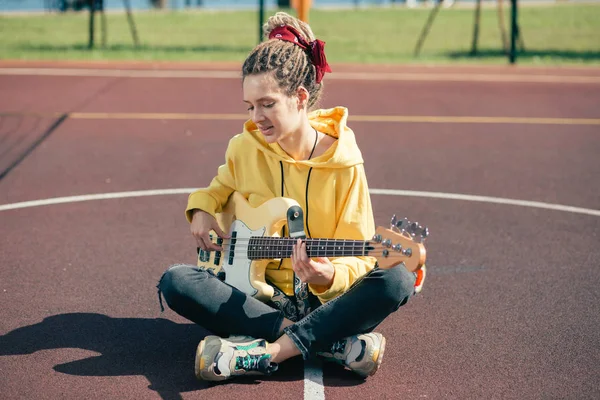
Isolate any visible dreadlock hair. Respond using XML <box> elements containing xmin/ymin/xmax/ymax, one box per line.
<box><xmin>242</xmin><ymin>12</ymin><xmax>324</xmax><ymax>110</ymax></box>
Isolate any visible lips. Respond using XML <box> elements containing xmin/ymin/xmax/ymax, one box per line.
<box><xmin>258</xmin><ymin>126</ymin><xmax>274</xmax><ymax>135</ymax></box>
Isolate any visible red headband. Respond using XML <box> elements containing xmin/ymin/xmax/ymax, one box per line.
<box><xmin>268</xmin><ymin>25</ymin><xmax>332</xmax><ymax>84</ymax></box>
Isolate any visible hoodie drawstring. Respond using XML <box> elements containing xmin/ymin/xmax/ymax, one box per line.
<box><xmin>277</xmin><ymin>161</ymin><xmax>286</xmax><ymax>270</ymax></box>
<box><xmin>280</xmin><ymin>161</ymin><xmax>285</xmax><ymax>201</ymax></box>
<box><xmin>304</xmin><ymin>167</ymin><xmax>313</xmax><ymax>238</ymax></box>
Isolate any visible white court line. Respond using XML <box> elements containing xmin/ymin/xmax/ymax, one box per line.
<box><xmin>3</xmin><ymin>111</ymin><xmax>600</xmax><ymax>125</ymax></box>
<box><xmin>0</xmin><ymin>68</ymin><xmax>241</xmax><ymax>79</ymax></box>
<box><xmin>1</xmin><ymin>67</ymin><xmax>600</xmax><ymax>84</ymax></box>
<box><xmin>0</xmin><ymin>189</ymin><xmax>195</xmax><ymax>211</ymax></box>
<box><xmin>304</xmin><ymin>360</ymin><xmax>325</xmax><ymax>400</ymax></box>
<box><xmin>368</xmin><ymin>189</ymin><xmax>600</xmax><ymax>217</ymax></box>
<box><xmin>0</xmin><ymin>188</ymin><xmax>598</xmax><ymax>216</ymax></box>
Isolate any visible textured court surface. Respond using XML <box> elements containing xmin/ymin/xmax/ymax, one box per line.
<box><xmin>1</xmin><ymin>61</ymin><xmax>599</xmax><ymax>400</ymax></box>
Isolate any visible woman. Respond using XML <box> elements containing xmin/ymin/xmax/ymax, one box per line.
<box><xmin>157</xmin><ymin>12</ymin><xmax>424</xmax><ymax>382</ymax></box>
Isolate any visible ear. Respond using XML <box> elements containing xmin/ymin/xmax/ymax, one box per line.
<box><xmin>296</xmin><ymin>86</ymin><xmax>310</xmax><ymax>110</ymax></box>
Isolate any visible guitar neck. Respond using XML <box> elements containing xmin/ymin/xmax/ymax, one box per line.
<box><xmin>246</xmin><ymin>237</ymin><xmax>374</xmax><ymax>260</ymax></box>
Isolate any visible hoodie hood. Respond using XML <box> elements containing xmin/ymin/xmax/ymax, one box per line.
<box><xmin>242</xmin><ymin>106</ymin><xmax>363</xmax><ymax>169</ymax></box>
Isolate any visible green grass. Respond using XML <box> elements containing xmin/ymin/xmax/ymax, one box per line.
<box><xmin>1</xmin><ymin>4</ymin><xmax>599</xmax><ymax>65</ymax></box>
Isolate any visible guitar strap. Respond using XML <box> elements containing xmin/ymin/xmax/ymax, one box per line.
<box><xmin>287</xmin><ymin>205</ymin><xmax>313</xmax><ymax>320</ymax></box>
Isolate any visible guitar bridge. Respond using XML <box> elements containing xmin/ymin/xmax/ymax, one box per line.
<box><xmin>198</xmin><ymin>235</ymin><xmax>225</xmax><ymax>265</ymax></box>
<box><xmin>198</xmin><ymin>247</ymin><xmax>210</xmax><ymax>262</ymax></box>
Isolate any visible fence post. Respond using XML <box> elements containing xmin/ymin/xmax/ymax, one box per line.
<box><xmin>509</xmin><ymin>0</ymin><xmax>518</xmax><ymax>63</ymax></box>
<box><xmin>259</xmin><ymin>0</ymin><xmax>265</xmax><ymax>43</ymax></box>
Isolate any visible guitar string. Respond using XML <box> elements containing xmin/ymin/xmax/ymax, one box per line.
<box><xmin>199</xmin><ymin>245</ymin><xmax>417</xmax><ymax>257</ymax></box>
<box><xmin>199</xmin><ymin>241</ymin><xmax>416</xmax><ymax>249</ymax></box>
<box><xmin>200</xmin><ymin>253</ymin><xmax>415</xmax><ymax>259</ymax></box>
<box><xmin>204</xmin><ymin>240</ymin><xmax>376</xmax><ymax>246</ymax></box>
<box><xmin>204</xmin><ymin>249</ymin><xmax>415</xmax><ymax>260</ymax></box>
<box><xmin>199</xmin><ymin>236</ymin><xmax>421</xmax><ymax>257</ymax></box>
<box><xmin>201</xmin><ymin>237</ymin><xmax>419</xmax><ymax>245</ymax></box>
<box><xmin>201</xmin><ymin>242</ymin><xmax>420</xmax><ymax>252</ymax></box>
<box><xmin>199</xmin><ymin>239</ymin><xmax>420</xmax><ymax>250</ymax></box>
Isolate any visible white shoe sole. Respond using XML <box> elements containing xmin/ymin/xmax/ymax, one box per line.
<box><xmin>195</xmin><ymin>338</ymin><xmax>207</xmax><ymax>380</ymax></box>
<box><xmin>369</xmin><ymin>335</ymin><xmax>386</xmax><ymax>376</ymax></box>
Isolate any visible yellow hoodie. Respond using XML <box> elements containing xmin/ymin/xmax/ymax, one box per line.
<box><xmin>185</xmin><ymin>107</ymin><xmax>377</xmax><ymax>303</ymax></box>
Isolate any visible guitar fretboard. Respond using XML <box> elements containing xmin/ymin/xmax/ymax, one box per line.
<box><xmin>246</xmin><ymin>237</ymin><xmax>374</xmax><ymax>259</ymax></box>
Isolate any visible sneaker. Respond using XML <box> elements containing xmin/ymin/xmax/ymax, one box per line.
<box><xmin>195</xmin><ymin>335</ymin><xmax>278</xmax><ymax>381</ymax></box>
<box><xmin>414</xmin><ymin>265</ymin><xmax>426</xmax><ymax>295</ymax></box>
<box><xmin>318</xmin><ymin>332</ymin><xmax>386</xmax><ymax>378</ymax></box>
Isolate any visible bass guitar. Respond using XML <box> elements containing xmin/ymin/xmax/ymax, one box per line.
<box><xmin>197</xmin><ymin>192</ymin><xmax>428</xmax><ymax>302</ymax></box>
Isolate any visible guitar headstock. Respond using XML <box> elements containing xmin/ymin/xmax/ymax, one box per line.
<box><xmin>372</xmin><ymin>215</ymin><xmax>428</xmax><ymax>272</ymax></box>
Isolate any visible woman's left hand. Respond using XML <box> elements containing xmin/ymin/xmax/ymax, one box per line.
<box><xmin>291</xmin><ymin>239</ymin><xmax>335</xmax><ymax>288</ymax></box>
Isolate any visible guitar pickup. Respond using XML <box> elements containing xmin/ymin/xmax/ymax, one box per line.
<box><xmin>228</xmin><ymin>231</ymin><xmax>237</xmax><ymax>265</ymax></box>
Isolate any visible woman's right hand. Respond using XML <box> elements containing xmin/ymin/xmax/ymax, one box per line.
<box><xmin>190</xmin><ymin>209</ymin><xmax>230</xmax><ymax>251</ymax></box>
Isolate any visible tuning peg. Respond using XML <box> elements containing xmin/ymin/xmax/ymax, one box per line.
<box><xmin>420</xmin><ymin>226</ymin><xmax>429</xmax><ymax>243</ymax></box>
<box><xmin>395</xmin><ymin>217</ymin><xmax>409</xmax><ymax>233</ymax></box>
<box><xmin>408</xmin><ymin>221</ymin><xmax>420</xmax><ymax>238</ymax></box>
<box><xmin>390</xmin><ymin>215</ymin><xmax>397</xmax><ymax>230</ymax></box>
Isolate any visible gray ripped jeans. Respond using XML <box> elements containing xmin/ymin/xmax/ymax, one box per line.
<box><xmin>157</xmin><ymin>264</ymin><xmax>415</xmax><ymax>360</ymax></box>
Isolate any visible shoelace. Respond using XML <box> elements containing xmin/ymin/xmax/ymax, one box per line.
<box><xmin>329</xmin><ymin>340</ymin><xmax>346</xmax><ymax>355</ymax></box>
<box><xmin>236</xmin><ymin>354</ymin><xmax>268</xmax><ymax>372</ymax></box>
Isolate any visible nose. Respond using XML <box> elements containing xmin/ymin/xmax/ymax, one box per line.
<box><xmin>251</xmin><ymin>108</ymin><xmax>265</xmax><ymax>124</ymax></box>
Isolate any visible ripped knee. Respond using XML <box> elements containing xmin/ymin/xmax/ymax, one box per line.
<box><xmin>156</xmin><ymin>264</ymin><xmax>200</xmax><ymax>312</ymax></box>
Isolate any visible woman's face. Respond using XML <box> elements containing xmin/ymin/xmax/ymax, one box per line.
<box><xmin>243</xmin><ymin>72</ymin><xmax>304</xmax><ymax>144</ymax></box>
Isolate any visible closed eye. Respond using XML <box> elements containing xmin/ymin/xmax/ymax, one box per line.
<box><xmin>247</xmin><ymin>102</ymin><xmax>275</xmax><ymax>112</ymax></box>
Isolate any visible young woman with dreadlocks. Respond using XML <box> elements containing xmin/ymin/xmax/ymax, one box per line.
<box><xmin>157</xmin><ymin>12</ymin><xmax>425</xmax><ymax>381</ymax></box>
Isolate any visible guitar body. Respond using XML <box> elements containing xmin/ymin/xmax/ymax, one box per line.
<box><xmin>198</xmin><ymin>192</ymin><xmax>300</xmax><ymax>302</ymax></box>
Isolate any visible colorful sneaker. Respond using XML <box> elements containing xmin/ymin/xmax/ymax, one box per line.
<box><xmin>414</xmin><ymin>265</ymin><xmax>426</xmax><ymax>294</ymax></box>
<box><xmin>318</xmin><ymin>332</ymin><xmax>386</xmax><ymax>378</ymax></box>
<box><xmin>195</xmin><ymin>335</ymin><xmax>278</xmax><ymax>381</ymax></box>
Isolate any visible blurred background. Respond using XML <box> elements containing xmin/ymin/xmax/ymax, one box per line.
<box><xmin>1</xmin><ymin>0</ymin><xmax>599</xmax><ymax>65</ymax></box>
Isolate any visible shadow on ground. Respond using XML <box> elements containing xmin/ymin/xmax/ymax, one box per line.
<box><xmin>0</xmin><ymin>114</ymin><xmax>67</xmax><ymax>181</ymax></box>
<box><xmin>0</xmin><ymin>313</ymin><xmax>304</xmax><ymax>400</ymax></box>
